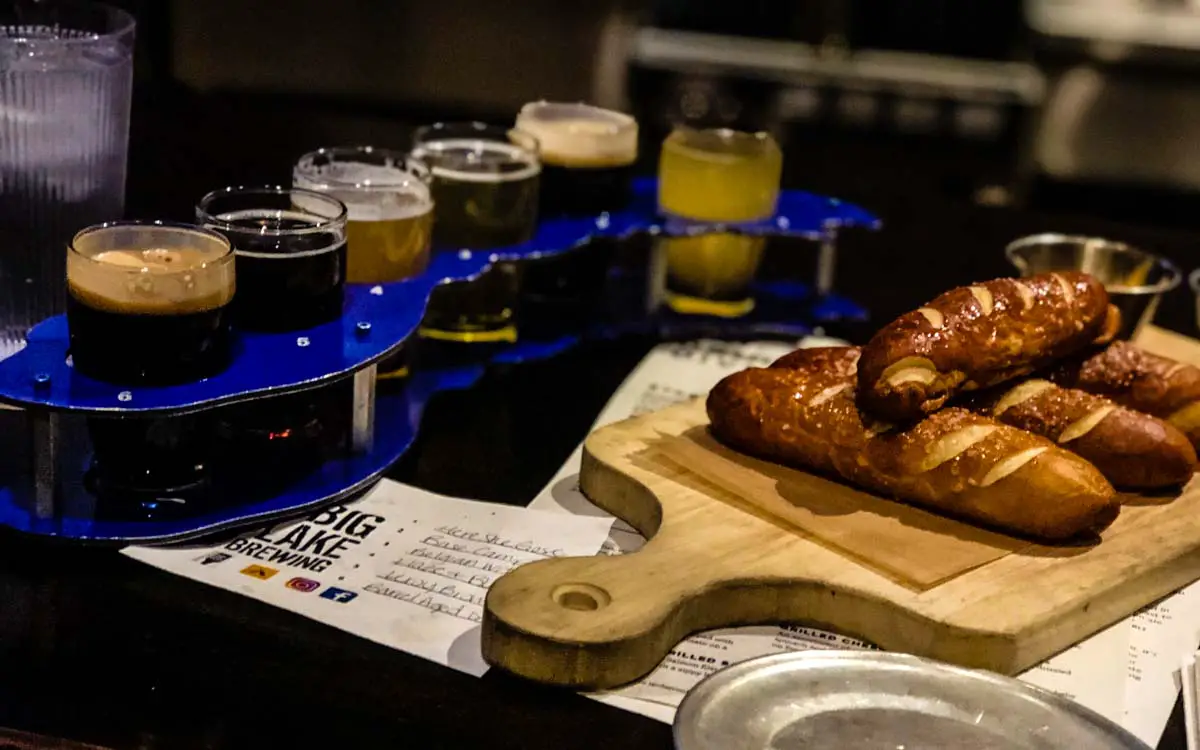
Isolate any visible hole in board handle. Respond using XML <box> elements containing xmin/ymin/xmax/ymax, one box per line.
<box><xmin>552</xmin><ymin>583</ymin><xmax>611</xmax><ymax>612</ymax></box>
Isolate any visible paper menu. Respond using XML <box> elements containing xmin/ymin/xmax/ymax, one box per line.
<box><xmin>1018</xmin><ymin>622</ymin><xmax>1130</xmax><ymax>721</ymax></box>
<box><xmin>124</xmin><ymin>481</ymin><xmax>615</xmax><ymax>676</ymax></box>
<box><xmin>1122</xmin><ymin>582</ymin><xmax>1200</xmax><ymax>745</ymax></box>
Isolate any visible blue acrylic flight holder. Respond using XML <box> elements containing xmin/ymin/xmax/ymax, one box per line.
<box><xmin>0</xmin><ymin>178</ymin><xmax>878</xmax><ymax>543</ymax></box>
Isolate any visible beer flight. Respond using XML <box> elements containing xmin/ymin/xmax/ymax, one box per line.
<box><xmin>59</xmin><ymin>100</ymin><xmax>788</xmax><ymax>505</ymax></box>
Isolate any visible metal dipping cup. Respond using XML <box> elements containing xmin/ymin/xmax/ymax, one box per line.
<box><xmin>1005</xmin><ymin>233</ymin><xmax>1181</xmax><ymax>341</ymax></box>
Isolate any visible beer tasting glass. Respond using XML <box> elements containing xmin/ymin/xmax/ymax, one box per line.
<box><xmin>293</xmin><ymin>147</ymin><xmax>434</xmax><ymax>285</ymax></box>
<box><xmin>513</xmin><ymin>102</ymin><xmax>638</xmax><ymax>336</ymax></box>
<box><xmin>657</xmin><ymin>127</ymin><xmax>783</xmax><ymax>317</ymax></box>
<box><xmin>67</xmin><ymin>221</ymin><xmax>236</xmax><ymax>385</ymax></box>
<box><xmin>514</xmin><ymin>101</ymin><xmax>638</xmax><ymax>218</ymax></box>
<box><xmin>66</xmin><ymin>221</ymin><xmax>236</xmax><ymax>504</ymax></box>
<box><xmin>411</xmin><ymin>123</ymin><xmax>541</xmax><ymax>341</ymax></box>
<box><xmin>294</xmin><ymin>147</ymin><xmax>433</xmax><ymax>379</ymax></box>
<box><xmin>196</xmin><ymin>187</ymin><xmax>350</xmax><ymax>475</ymax></box>
<box><xmin>196</xmin><ymin>186</ymin><xmax>348</xmax><ymax>332</ymax></box>
<box><xmin>411</xmin><ymin>122</ymin><xmax>540</xmax><ymax>249</ymax></box>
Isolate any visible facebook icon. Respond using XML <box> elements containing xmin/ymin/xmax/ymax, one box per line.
<box><xmin>320</xmin><ymin>587</ymin><xmax>358</xmax><ymax>604</ymax></box>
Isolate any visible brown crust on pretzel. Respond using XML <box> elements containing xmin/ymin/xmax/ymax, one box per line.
<box><xmin>856</xmin><ymin>273</ymin><xmax>1110</xmax><ymax>422</ymax></box>
<box><xmin>1049</xmin><ymin>341</ymin><xmax>1200</xmax><ymax>449</ymax></box>
<box><xmin>710</xmin><ymin>347</ymin><xmax>1119</xmax><ymax>541</ymax></box>
<box><xmin>965</xmin><ymin>379</ymin><xmax>1196</xmax><ymax>488</ymax></box>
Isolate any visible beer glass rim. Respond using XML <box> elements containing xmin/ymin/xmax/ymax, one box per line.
<box><xmin>294</xmin><ymin>146</ymin><xmax>431</xmax><ymax>192</ymax></box>
<box><xmin>668</xmin><ymin>125</ymin><xmax>778</xmax><ymax>150</ymax></box>
<box><xmin>196</xmin><ymin>185</ymin><xmax>349</xmax><ymax>236</ymax></box>
<box><xmin>0</xmin><ymin>0</ymin><xmax>136</xmax><ymax>45</ymax></box>
<box><xmin>517</xmin><ymin>100</ymin><xmax>637</xmax><ymax>134</ymax></box>
<box><xmin>412</xmin><ymin>121</ymin><xmax>540</xmax><ymax>157</ymax></box>
<box><xmin>68</xmin><ymin>220</ymin><xmax>234</xmax><ymax>269</ymax></box>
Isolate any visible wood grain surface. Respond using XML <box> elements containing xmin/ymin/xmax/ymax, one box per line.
<box><xmin>480</xmin><ymin>325</ymin><xmax>1200</xmax><ymax>690</ymax></box>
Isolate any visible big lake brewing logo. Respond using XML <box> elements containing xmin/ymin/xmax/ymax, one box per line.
<box><xmin>222</xmin><ymin>505</ymin><xmax>385</xmax><ymax>574</ymax></box>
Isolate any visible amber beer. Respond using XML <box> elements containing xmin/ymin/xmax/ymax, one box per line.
<box><xmin>293</xmin><ymin>147</ymin><xmax>433</xmax><ymax>284</ymax></box>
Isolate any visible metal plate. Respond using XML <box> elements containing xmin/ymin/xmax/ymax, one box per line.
<box><xmin>674</xmin><ymin>651</ymin><xmax>1149</xmax><ymax>750</ymax></box>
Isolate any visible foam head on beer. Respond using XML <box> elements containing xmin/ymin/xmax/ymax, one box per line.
<box><xmin>67</xmin><ymin>223</ymin><xmax>235</xmax><ymax>316</ymax></box>
<box><xmin>514</xmin><ymin>101</ymin><xmax>638</xmax><ymax>218</ymax></box>
<box><xmin>294</xmin><ymin>149</ymin><xmax>435</xmax><ymax>284</ymax></box>
<box><xmin>514</xmin><ymin>101</ymin><xmax>638</xmax><ymax>169</ymax></box>
<box><xmin>411</xmin><ymin>136</ymin><xmax>541</xmax><ymax>183</ymax></box>
<box><xmin>66</xmin><ymin>222</ymin><xmax>236</xmax><ymax>384</ymax></box>
<box><xmin>294</xmin><ymin>150</ymin><xmax>433</xmax><ymax>223</ymax></box>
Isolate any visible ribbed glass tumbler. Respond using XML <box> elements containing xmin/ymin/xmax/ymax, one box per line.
<box><xmin>0</xmin><ymin>1</ymin><xmax>134</xmax><ymax>358</ymax></box>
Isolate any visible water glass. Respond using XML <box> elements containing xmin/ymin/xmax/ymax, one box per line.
<box><xmin>0</xmin><ymin>0</ymin><xmax>134</xmax><ymax>359</ymax></box>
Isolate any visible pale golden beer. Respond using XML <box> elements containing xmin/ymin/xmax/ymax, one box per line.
<box><xmin>411</xmin><ymin>122</ymin><xmax>541</xmax><ymax>342</ymax></box>
<box><xmin>657</xmin><ymin>127</ymin><xmax>783</xmax><ymax>317</ymax></box>
<box><xmin>294</xmin><ymin>147</ymin><xmax>433</xmax><ymax>285</ymax></box>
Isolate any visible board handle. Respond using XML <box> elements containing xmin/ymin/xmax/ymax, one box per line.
<box><xmin>481</xmin><ymin>544</ymin><xmax>719</xmax><ymax>689</ymax></box>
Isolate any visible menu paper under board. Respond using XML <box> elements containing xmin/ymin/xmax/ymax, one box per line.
<box><xmin>531</xmin><ymin>336</ymin><xmax>1200</xmax><ymax>747</ymax></box>
<box><xmin>125</xmin><ymin>481</ymin><xmax>615</xmax><ymax>675</ymax></box>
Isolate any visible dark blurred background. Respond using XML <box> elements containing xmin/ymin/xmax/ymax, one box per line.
<box><xmin>106</xmin><ymin>0</ymin><xmax>1200</xmax><ymax>230</ymax></box>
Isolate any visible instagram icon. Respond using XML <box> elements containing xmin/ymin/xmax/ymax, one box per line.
<box><xmin>285</xmin><ymin>577</ymin><xmax>320</xmax><ymax>593</ymax></box>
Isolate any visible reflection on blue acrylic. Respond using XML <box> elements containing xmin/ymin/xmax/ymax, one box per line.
<box><xmin>0</xmin><ymin>180</ymin><xmax>879</xmax><ymax>542</ymax></box>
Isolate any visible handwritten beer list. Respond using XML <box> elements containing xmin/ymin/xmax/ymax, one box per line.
<box><xmin>124</xmin><ymin>480</ymin><xmax>615</xmax><ymax>675</ymax></box>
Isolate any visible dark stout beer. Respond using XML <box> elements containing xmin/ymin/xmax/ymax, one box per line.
<box><xmin>66</xmin><ymin>222</ymin><xmax>235</xmax><ymax>385</ymax></box>
<box><xmin>515</xmin><ymin>101</ymin><xmax>638</xmax><ymax>219</ymax></box>
<box><xmin>66</xmin><ymin>222</ymin><xmax>235</xmax><ymax>504</ymax></box>
<box><xmin>197</xmin><ymin>187</ymin><xmax>348</xmax><ymax>332</ymax></box>
<box><xmin>196</xmin><ymin>187</ymin><xmax>351</xmax><ymax>470</ymax></box>
<box><xmin>512</xmin><ymin>102</ymin><xmax>639</xmax><ymax>337</ymax></box>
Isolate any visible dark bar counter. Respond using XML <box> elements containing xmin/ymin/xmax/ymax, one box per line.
<box><xmin>0</xmin><ymin>88</ymin><xmax>1197</xmax><ymax>749</ymax></box>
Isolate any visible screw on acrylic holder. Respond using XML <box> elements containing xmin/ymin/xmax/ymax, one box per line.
<box><xmin>0</xmin><ymin>179</ymin><xmax>879</xmax><ymax>543</ymax></box>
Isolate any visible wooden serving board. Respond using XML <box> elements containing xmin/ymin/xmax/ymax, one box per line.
<box><xmin>480</xmin><ymin>327</ymin><xmax>1200</xmax><ymax>690</ymax></box>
